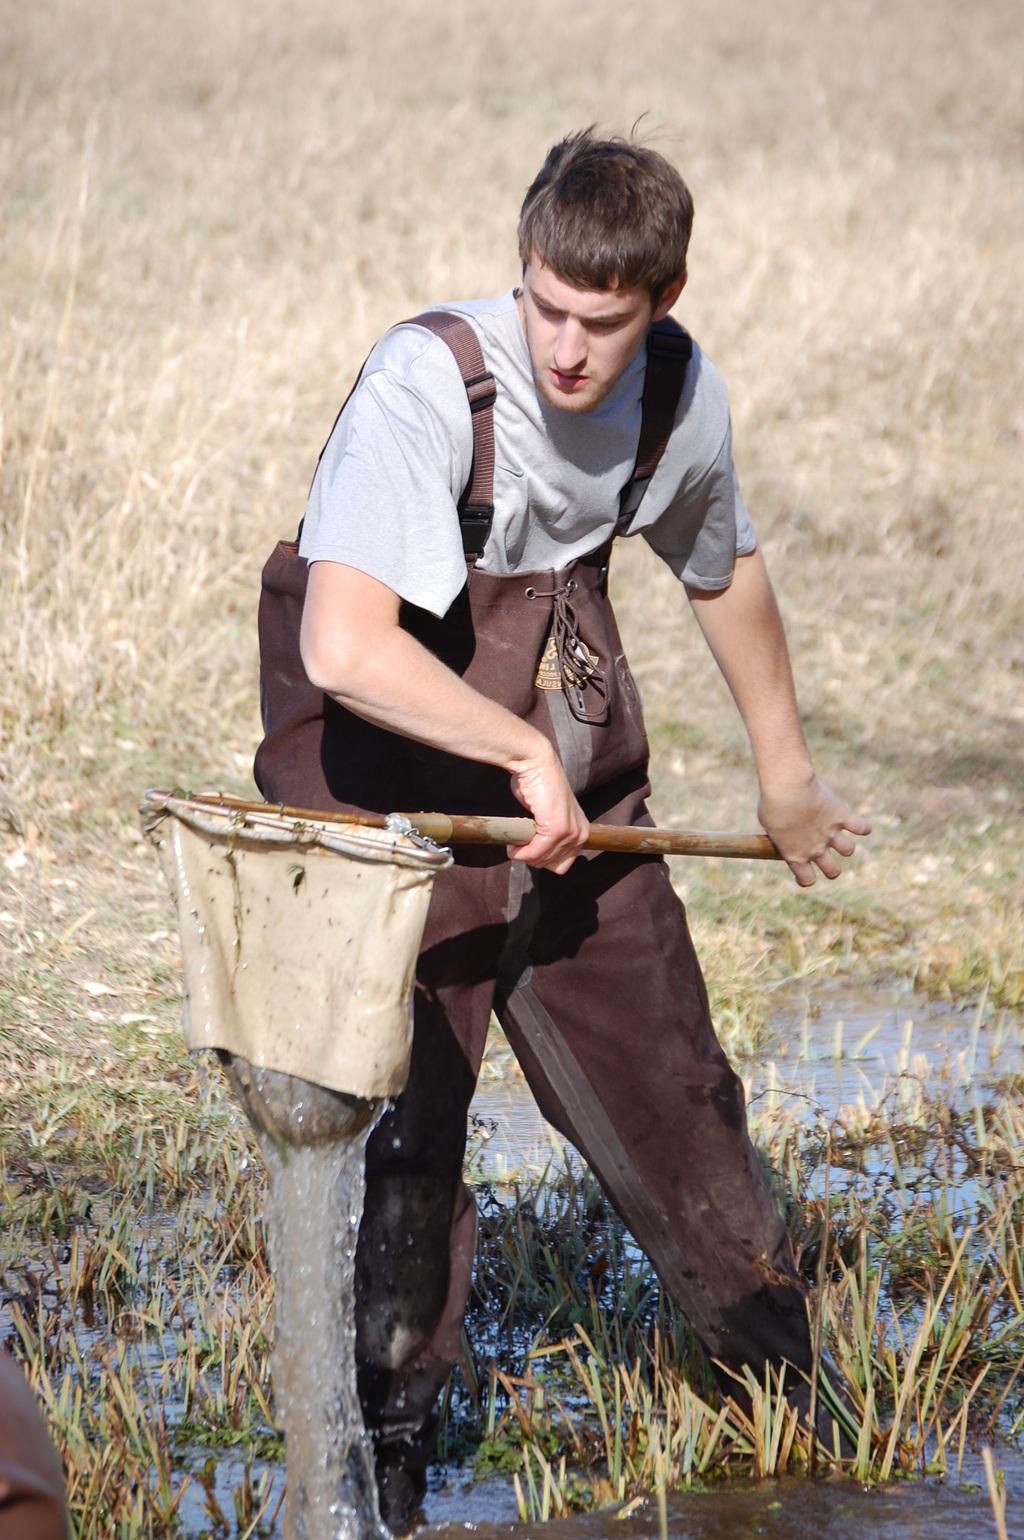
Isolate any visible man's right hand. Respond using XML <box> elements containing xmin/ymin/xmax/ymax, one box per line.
<box><xmin>507</xmin><ymin>746</ymin><xmax>590</xmax><ymax>874</ymax></box>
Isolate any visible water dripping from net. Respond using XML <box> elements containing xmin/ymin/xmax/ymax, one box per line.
<box><xmin>260</xmin><ymin>1123</ymin><xmax>389</xmax><ymax>1540</ymax></box>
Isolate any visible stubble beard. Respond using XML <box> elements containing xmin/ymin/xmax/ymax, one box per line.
<box><xmin>533</xmin><ymin>366</ymin><xmax>616</xmax><ymax>415</ymax></box>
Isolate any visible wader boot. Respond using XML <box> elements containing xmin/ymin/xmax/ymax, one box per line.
<box><xmin>256</xmin><ymin>313</ymin><xmax>817</xmax><ymax>1526</ymax></box>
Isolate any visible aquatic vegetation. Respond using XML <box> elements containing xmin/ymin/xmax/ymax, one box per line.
<box><xmin>442</xmin><ymin>1087</ymin><xmax>1024</xmax><ymax>1517</ymax></box>
<box><xmin>1</xmin><ymin>1055</ymin><xmax>1021</xmax><ymax>1535</ymax></box>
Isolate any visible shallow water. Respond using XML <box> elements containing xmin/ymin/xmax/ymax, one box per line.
<box><xmin>746</xmin><ymin>979</ymin><xmax>1021</xmax><ymax>1126</ymax></box>
<box><xmin>448</xmin><ymin>984</ymin><xmax>1024</xmax><ymax>1538</ymax></box>
<box><xmin>424</xmin><ymin>1447</ymin><xmax>1024</xmax><ymax>1538</ymax></box>
<box><xmin>174</xmin><ymin>1449</ymin><xmax>1024</xmax><ymax>1540</ymax></box>
<box><xmin>470</xmin><ymin>981</ymin><xmax>1023</xmax><ymax>1178</ymax></box>
<box><xmin>13</xmin><ymin>980</ymin><xmax>1019</xmax><ymax>1538</ymax></box>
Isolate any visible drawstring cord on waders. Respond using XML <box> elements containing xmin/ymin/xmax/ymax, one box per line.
<box><xmin>525</xmin><ymin>579</ymin><xmax>609</xmax><ymax>724</ymax></box>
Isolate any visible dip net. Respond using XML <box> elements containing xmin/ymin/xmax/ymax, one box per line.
<box><xmin>140</xmin><ymin>791</ymin><xmax>452</xmax><ymax>1099</ymax></box>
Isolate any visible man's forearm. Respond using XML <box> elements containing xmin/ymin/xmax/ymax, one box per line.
<box><xmin>686</xmin><ymin>549</ymin><xmax>812</xmax><ymax>791</ymax></box>
<box><xmin>687</xmin><ymin>549</ymin><xmax>871</xmax><ymax>885</ymax></box>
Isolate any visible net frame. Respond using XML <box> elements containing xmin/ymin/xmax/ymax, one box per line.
<box><xmin>141</xmin><ymin>791</ymin><xmax>452</xmax><ymax>1098</ymax></box>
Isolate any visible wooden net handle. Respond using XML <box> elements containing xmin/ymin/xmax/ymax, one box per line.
<box><xmin>177</xmin><ymin>792</ymin><xmax>781</xmax><ymax>862</ymax></box>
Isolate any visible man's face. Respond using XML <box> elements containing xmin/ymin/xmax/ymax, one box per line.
<box><xmin>519</xmin><ymin>257</ymin><xmax>679</xmax><ymax>414</ymax></box>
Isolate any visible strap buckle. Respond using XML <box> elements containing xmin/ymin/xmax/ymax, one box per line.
<box><xmin>465</xmin><ymin>372</ymin><xmax>497</xmax><ymax>411</ymax></box>
<box><xmin>459</xmin><ymin>505</ymin><xmax>494</xmax><ymax>556</ymax></box>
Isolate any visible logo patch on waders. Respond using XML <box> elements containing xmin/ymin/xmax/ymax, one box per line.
<box><xmin>534</xmin><ymin>632</ymin><xmax>561</xmax><ymax>690</ymax></box>
<box><xmin>534</xmin><ymin>629</ymin><xmax>600</xmax><ymax>692</ymax></box>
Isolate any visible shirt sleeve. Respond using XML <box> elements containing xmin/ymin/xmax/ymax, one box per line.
<box><xmin>642</xmin><ymin>414</ymin><xmax>757</xmax><ymax>591</ymax></box>
<box><xmin>299</xmin><ymin>328</ymin><xmax>474</xmax><ymax>618</ymax></box>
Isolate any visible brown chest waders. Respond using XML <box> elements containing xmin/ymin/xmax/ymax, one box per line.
<box><xmin>255</xmin><ymin>314</ymin><xmax>814</xmax><ymax>1489</ymax></box>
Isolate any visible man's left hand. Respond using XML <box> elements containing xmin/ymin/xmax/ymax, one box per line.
<box><xmin>757</xmin><ymin>773</ymin><xmax>871</xmax><ymax>887</ymax></box>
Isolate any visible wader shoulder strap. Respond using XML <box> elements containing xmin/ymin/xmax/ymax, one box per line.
<box><xmin>617</xmin><ymin>316</ymin><xmax>693</xmax><ymax>532</ymax></box>
<box><xmin>300</xmin><ymin>312</ymin><xmax>497</xmax><ymax>560</ymax></box>
<box><xmin>409</xmin><ymin>311</ymin><xmax>497</xmax><ymax>561</ymax></box>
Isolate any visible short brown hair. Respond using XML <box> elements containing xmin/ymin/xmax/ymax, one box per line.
<box><xmin>518</xmin><ymin>129</ymin><xmax>694</xmax><ymax>300</ymax></box>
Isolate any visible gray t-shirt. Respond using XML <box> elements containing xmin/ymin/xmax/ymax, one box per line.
<box><xmin>300</xmin><ymin>290</ymin><xmax>755</xmax><ymax>618</ymax></box>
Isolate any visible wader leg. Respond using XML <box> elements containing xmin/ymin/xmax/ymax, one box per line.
<box><xmin>495</xmin><ymin>850</ymin><xmax>813</xmax><ymax>1399</ymax></box>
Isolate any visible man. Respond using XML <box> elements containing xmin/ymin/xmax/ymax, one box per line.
<box><xmin>256</xmin><ymin>130</ymin><xmax>869</xmax><ymax>1528</ymax></box>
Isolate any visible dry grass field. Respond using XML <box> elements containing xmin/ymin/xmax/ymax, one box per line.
<box><xmin>0</xmin><ymin>0</ymin><xmax>1021</xmax><ymax>1087</ymax></box>
<box><xmin>1</xmin><ymin>1</ymin><xmax>1023</xmax><ymax>1528</ymax></box>
<box><xmin>2</xmin><ymin>0</ymin><xmax>1022</xmax><ymax>1105</ymax></box>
